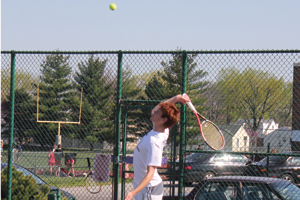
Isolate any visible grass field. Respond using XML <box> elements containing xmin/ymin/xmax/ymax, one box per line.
<box><xmin>2</xmin><ymin>150</ymin><xmax>134</xmax><ymax>188</ymax></box>
<box><xmin>40</xmin><ymin>175</ymin><xmax>133</xmax><ymax>188</ymax></box>
<box><xmin>7</xmin><ymin>151</ymin><xmax>101</xmax><ymax>169</ymax></box>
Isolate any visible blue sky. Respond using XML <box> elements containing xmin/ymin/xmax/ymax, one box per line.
<box><xmin>2</xmin><ymin>0</ymin><xmax>300</xmax><ymax>51</ymax></box>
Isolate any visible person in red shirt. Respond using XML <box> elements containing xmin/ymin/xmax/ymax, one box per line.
<box><xmin>48</xmin><ymin>149</ymin><xmax>55</xmax><ymax>176</ymax></box>
<box><xmin>65</xmin><ymin>153</ymin><xmax>77</xmax><ymax>177</ymax></box>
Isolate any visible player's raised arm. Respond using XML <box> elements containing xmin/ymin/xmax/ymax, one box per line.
<box><xmin>164</xmin><ymin>94</ymin><xmax>191</xmax><ymax>105</ymax></box>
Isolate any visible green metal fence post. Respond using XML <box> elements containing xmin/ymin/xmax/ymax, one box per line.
<box><xmin>114</xmin><ymin>50</ymin><xmax>123</xmax><ymax>200</ymax></box>
<box><xmin>171</xmin><ymin>124</ymin><xmax>178</xmax><ymax>200</ymax></box>
<box><xmin>121</xmin><ymin>105</ymin><xmax>128</xmax><ymax>200</ymax></box>
<box><xmin>178</xmin><ymin>50</ymin><xmax>187</xmax><ymax>199</ymax></box>
<box><xmin>7</xmin><ymin>50</ymin><xmax>16</xmax><ymax>200</ymax></box>
<box><xmin>267</xmin><ymin>143</ymin><xmax>270</xmax><ymax>177</ymax></box>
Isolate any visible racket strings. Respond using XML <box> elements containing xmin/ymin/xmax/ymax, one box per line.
<box><xmin>190</xmin><ymin>103</ymin><xmax>225</xmax><ymax>150</ymax></box>
<box><xmin>202</xmin><ymin>121</ymin><xmax>224</xmax><ymax>150</ymax></box>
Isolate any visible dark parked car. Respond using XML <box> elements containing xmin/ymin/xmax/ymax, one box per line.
<box><xmin>166</xmin><ymin>152</ymin><xmax>251</xmax><ymax>185</ymax></box>
<box><xmin>1</xmin><ymin>163</ymin><xmax>76</xmax><ymax>200</ymax></box>
<box><xmin>163</xmin><ymin>176</ymin><xmax>300</xmax><ymax>200</ymax></box>
<box><xmin>244</xmin><ymin>151</ymin><xmax>300</xmax><ymax>185</ymax></box>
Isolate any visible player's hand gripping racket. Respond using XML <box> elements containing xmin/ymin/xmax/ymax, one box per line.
<box><xmin>185</xmin><ymin>96</ymin><xmax>225</xmax><ymax>150</ymax></box>
<box><xmin>85</xmin><ymin>156</ymin><xmax>101</xmax><ymax>194</ymax></box>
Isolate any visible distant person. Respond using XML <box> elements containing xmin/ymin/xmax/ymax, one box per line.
<box><xmin>271</xmin><ymin>149</ymin><xmax>277</xmax><ymax>153</ymax></box>
<box><xmin>12</xmin><ymin>145</ymin><xmax>18</xmax><ymax>163</ymax></box>
<box><xmin>1</xmin><ymin>140</ymin><xmax>5</xmax><ymax>160</ymax></box>
<box><xmin>16</xmin><ymin>142</ymin><xmax>22</xmax><ymax>163</ymax></box>
<box><xmin>65</xmin><ymin>153</ymin><xmax>77</xmax><ymax>177</ymax></box>
<box><xmin>53</xmin><ymin>142</ymin><xmax>57</xmax><ymax>152</ymax></box>
<box><xmin>54</xmin><ymin>144</ymin><xmax>63</xmax><ymax>177</ymax></box>
<box><xmin>48</xmin><ymin>149</ymin><xmax>55</xmax><ymax>176</ymax></box>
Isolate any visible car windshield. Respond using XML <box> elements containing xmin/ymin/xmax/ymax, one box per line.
<box><xmin>185</xmin><ymin>153</ymin><xmax>210</xmax><ymax>161</ymax></box>
<box><xmin>242</xmin><ymin>182</ymin><xmax>281</xmax><ymax>199</ymax></box>
<box><xmin>260</xmin><ymin>155</ymin><xmax>288</xmax><ymax>164</ymax></box>
<box><xmin>272</xmin><ymin>182</ymin><xmax>300</xmax><ymax>200</ymax></box>
<box><xmin>194</xmin><ymin>181</ymin><xmax>238</xmax><ymax>200</ymax></box>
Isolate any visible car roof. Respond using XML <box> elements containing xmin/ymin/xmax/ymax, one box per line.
<box><xmin>206</xmin><ymin>176</ymin><xmax>289</xmax><ymax>184</ymax></box>
<box><xmin>265</xmin><ymin>151</ymin><xmax>300</xmax><ymax>157</ymax></box>
<box><xmin>1</xmin><ymin>162</ymin><xmax>45</xmax><ymax>181</ymax></box>
<box><xmin>185</xmin><ymin>152</ymin><xmax>249</xmax><ymax>159</ymax></box>
<box><xmin>284</xmin><ymin>151</ymin><xmax>300</xmax><ymax>154</ymax></box>
<box><xmin>2</xmin><ymin>162</ymin><xmax>23</xmax><ymax>169</ymax></box>
<box><xmin>192</xmin><ymin>151</ymin><xmax>247</xmax><ymax>155</ymax></box>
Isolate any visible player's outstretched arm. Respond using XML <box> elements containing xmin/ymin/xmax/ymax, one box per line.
<box><xmin>125</xmin><ymin>166</ymin><xmax>156</xmax><ymax>200</ymax></box>
<box><xmin>164</xmin><ymin>94</ymin><xmax>191</xmax><ymax>105</ymax></box>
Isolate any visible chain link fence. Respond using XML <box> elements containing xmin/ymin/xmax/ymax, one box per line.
<box><xmin>1</xmin><ymin>50</ymin><xmax>300</xmax><ymax>200</ymax></box>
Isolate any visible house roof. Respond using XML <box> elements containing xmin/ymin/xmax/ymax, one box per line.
<box><xmin>264</xmin><ymin>126</ymin><xmax>292</xmax><ymax>139</ymax></box>
<box><xmin>232</xmin><ymin>119</ymin><xmax>277</xmax><ymax>126</ymax></box>
<box><xmin>218</xmin><ymin>124</ymin><xmax>243</xmax><ymax>137</ymax></box>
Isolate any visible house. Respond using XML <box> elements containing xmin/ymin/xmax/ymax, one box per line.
<box><xmin>263</xmin><ymin>126</ymin><xmax>292</xmax><ymax>152</ymax></box>
<box><xmin>218</xmin><ymin>124</ymin><xmax>250</xmax><ymax>152</ymax></box>
<box><xmin>231</xmin><ymin>119</ymin><xmax>279</xmax><ymax>146</ymax></box>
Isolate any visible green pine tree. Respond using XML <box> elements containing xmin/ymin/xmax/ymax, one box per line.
<box><xmin>2</xmin><ymin>89</ymin><xmax>37</xmax><ymax>142</ymax></box>
<box><xmin>160</xmin><ymin>52</ymin><xmax>209</xmax><ymax>101</ymax></box>
<box><xmin>73</xmin><ymin>55</ymin><xmax>114</xmax><ymax>148</ymax></box>
<box><xmin>121</xmin><ymin>67</ymin><xmax>153</xmax><ymax>143</ymax></box>
<box><xmin>34</xmin><ymin>53</ymin><xmax>75</xmax><ymax>145</ymax></box>
<box><xmin>145</xmin><ymin>51</ymin><xmax>209</xmax><ymax>145</ymax></box>
<box><xmin>145</xmin><ymin>71</ymin><xmax>165</xmax><ymax>100</ymax></box>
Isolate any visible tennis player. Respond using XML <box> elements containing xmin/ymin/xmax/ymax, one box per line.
<box><xmin>125</xmin><ymin>94</ymin><xmax>191</xmax><ymax>200</ymax></box>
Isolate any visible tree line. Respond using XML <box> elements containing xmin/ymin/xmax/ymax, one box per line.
<box><xmin>1</xmin><ymin>52</ymin><xmax>292</xmax><ymax>148</ymax></box>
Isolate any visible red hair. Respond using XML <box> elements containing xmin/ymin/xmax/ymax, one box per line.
<box><xmin>158</xmin><ymin>102</ymin><xmax>180</xmax><ymax>128</ymax></box>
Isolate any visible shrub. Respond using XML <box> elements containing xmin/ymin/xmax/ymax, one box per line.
<box><xmin>1</xmin><ymin>166</ymin><xmax>50</xmax><ymax>200</ymax></box>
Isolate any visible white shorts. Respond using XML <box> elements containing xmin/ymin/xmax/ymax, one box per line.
<box><xmin>133</xmin><ymin>181</ymin><xmax>163</xmax><ymax>200</ymax></box>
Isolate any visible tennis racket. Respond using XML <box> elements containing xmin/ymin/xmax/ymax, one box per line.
<box><xmin>185</xmin><ymin>98</ymin><xmax>225</xmax><ymax>151</ymax></box>
<box><xmin>85</xmin><ymin>156</ymin><xmax>101</xmax><ymax>194</ymax></box>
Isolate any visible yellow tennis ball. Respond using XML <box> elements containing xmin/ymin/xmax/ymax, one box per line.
<box><xmin>109</xmin><ymin>3</ymin><xmax>117</xmax><ymax>11</ymax></box>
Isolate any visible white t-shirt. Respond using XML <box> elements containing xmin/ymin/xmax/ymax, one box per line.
<box><xmin>133</xmin><ymin>128</ymin><xmax>169</xmax><ymax>187</ymax></box>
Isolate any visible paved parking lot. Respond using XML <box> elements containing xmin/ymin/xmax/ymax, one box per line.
<box><xmin>62</xmin><ymin>181</ymin><xmax>194</xmax><ymax>200</ymax></box>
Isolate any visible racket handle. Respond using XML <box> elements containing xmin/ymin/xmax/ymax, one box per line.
<box><xmin>182</xmin><ymin>93</ymin><xmax>196</xmax><ymax>111</ymax></box>
<box><xmin>186</xmin><ymin>101</ymin><xmax>196</xmax><ymax>112</ymax></box>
